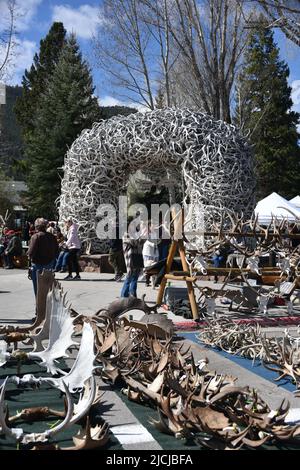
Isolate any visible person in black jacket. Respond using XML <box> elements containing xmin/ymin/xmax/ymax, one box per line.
<box><xmin>108</xmin><ymin>222</ymin><xmax>124</xmax><ymax>281</ymax></box>
<box><xmin>2</xmin><ymin>230</ymin><xmax>22</xmax><ymax>269</ymax></box>
<box><xmin>22</xmin><ymin>221</ymin><xmax>31</xmax><ymax>243</ymax></box>
<box><xmin>27</xmin><ymin>218</ymin><xmax>59</xmax><ymax>295</ymax></box>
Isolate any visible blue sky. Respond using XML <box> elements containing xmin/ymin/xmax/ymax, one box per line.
<box><xmin>1</xmin><ymin>0</ymin><xmax>300</xmax><ymax>113</ymax></box>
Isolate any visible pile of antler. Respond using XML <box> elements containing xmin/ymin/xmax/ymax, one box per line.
<box><xmin>3</xmin><ymin>277</ymin><xmax>300</xmax><ymax>450</ymax></box>
<box><xmin>183</xmin><ymin>211</ymin><xmax>300</xmax><ymax>318</ymax></box>
<box><xmin>0</xmin><ymin>288</ymin><xmax>172</xmax><ymax>450</ymax></box>
<box><xmin>117</xmin><ymin>329</ymin><xmax>300</xmax><ymax>449</ymax></box>
<box><xmin>198</xmin><ymin>211</ymin><xmax>300</xmax><ymax>256</ymax></box>
<box><xmin>198</xmin><ymin>319</ymin><xmax>300</xmax><ymax>393</ymax></box>
<box><xmin>0</xmin><ymin>376</ymin><xmax>110</xmax><ymax>450</ymax></box>
<box><xmin>0</xmin><ymin>282</ymin><xmax>112</xmax><ymax>450</ymax></box>
<box><xmin>72</xmin><ymin>310</ymin><xmax>300</xmax><ymax>450</ymax></box>
<box><xmin>198</xmin><ymin>318</ymin><xmax>266</xmax><ymax>357</ymax></box>
<box><xmin>186</xmin><ymin>210</ymin><xmax>300</xmax><ymax>279</ymax></box>
<box><xmin>72</xmin><ymin>314</ymin><xmax>171</xmax><ymax>384</ymax></box>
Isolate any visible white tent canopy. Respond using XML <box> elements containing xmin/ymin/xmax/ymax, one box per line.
<box><xmin>255</xmin><ymin>192</ymin><xmax>300</xmax><ymax>224</ymax></box>
<box><xmin>290</xmin><ymin>196</ymin><xmax>300</xmax><ymax>208</ymax></box>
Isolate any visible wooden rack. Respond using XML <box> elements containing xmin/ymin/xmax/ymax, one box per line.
<box><xmin>156</xmin><ymin>238</ymin><xmax>199</xmax><ymax>320</ymax></box>
<box><xmin>156</xmin><ymin>210</ymin><xmax>298</xmax><ymax>321</ymax></box>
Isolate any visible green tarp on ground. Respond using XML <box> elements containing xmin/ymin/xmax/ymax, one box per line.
<box><xmin>0</xmin><ymin>359</ymin><xmax>121</xmax><ymax>450</ymax></box>
<box><xmin>1</xmin><ymin>358</ymin><xmax>299</xmax><ymax>450</ymax></box>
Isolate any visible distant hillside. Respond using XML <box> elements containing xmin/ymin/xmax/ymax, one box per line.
<box><xmin>0</xmin><ymin>85</ymin><xmax>23</xmax><ymax>178</ymax></box>
<box><xmin>0</xmin><ymin>96</ymin><xmax>137</xmax><ymax>179</ymax></box>
<box><xmin>100</xmin><ymin>105</ymin><xmax>137</xmax><ymax>120</ymax></box>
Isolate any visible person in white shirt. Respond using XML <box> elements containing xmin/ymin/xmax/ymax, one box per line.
<box><xmin>63</xmin><ymin>218</ymin><xmax>81</xmax><ymax>280</ymax></box>
<box><xmin>142</xmin><ymin>221</ymin><xmax>159</xmax><ymax>287</ymax></box>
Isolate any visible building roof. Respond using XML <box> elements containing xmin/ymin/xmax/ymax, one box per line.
<box><xmin>0</xmin><ymin>180</ymin><xmax>28</xmax><ymax>204</ymax></box>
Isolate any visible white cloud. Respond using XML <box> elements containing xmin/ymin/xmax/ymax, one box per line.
<box><xmin>0</xmin><ymin>0</ymin><xmax>42</xmax><ymax>32</ymax></box>
<box><xmin>292</xmin><ymin>80</ymin><xmax>300</xmax><ymax>106</ymax></box>
<box><xmin>52</xmin><ymin>4</ymin><xmax>102</xmax><ymax>39</ymax></box>
<box><xmin>99</xmin><ymin>95</ymin><xmax>148</xmax><ymax>112</ymax></box>
<box><xmin>16</xmin><ymin>0</ymin><xmax>43</xmax><ymax>31</ymax></box>
<box><xmin>5</xmin><ymin>39</ymin><xmax>37</xmax><ymax>84</ymax></box>
<box><xmin>100</xmin><ymin>96</ymin><xmax>125</xmax><ymax>107</ymax></box>
<box><xmin>15</xmin><ymin>39</ymin><xmax>36</xmax><ymax>72</ymax></box>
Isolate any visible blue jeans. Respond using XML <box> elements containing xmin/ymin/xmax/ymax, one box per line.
<box><xmin>31</xmin><ymin>260</ymin><xmax>55</xmax><ymax>296</ymax></box>
<box><xmin>212</xmin><ymin>255</ymin><xmax>224</xmax><ymax>268</ymax></box>
<box><xmin>159</xmin><ymin>243</ymin><xmax>170</xmax><ymax>261</ymax></box>
<box><xmin>121</xmin><ymin>269</ymin><xmax>140</xmax><ymax>297</ymax></box>
<box><xmin>3</xmin><ymin>253</ymin><xmax>14</xmax><ymax>267</ymax></box>
<box><xmin>55</xmin><ymin>251</ymin><xmax>69</xmax><ymax>271</ymax></box>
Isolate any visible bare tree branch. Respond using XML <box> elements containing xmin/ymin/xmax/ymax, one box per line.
<box><xmin>139</xmin><ymin>0</ymin><xmax>175</xmax><ymax>106</ymax></box>
<box><xmin>95</xmin><ymin>0</ymin><xmax>298</xmax><ymax>122</ymax></box>
<box><xmin>93</xmin><ymin>0</ymin><xmax>159</xmax><ymax>109</ymax></box>
<box><xmin>158</xmin><ymin>0</ymin><xmax>254</xmax><ymax>122</ymax></box>
<box><xmin>240</xmin><ymin>0</ymin><xmax>300</xmax><ymax>46</ymax></box>
<box><xmin>0</xmin><ymin>0</ymin><xmax>18</xmax><ymax>80</ymax></box>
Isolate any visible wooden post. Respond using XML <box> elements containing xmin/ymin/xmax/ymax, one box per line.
<box><xmin>156</xmin><ymin>208</ymin><xmax>199</xmax><ymax>320</ymax></box>
<box><xmin>34</xmin><ymin>270</ymin><xmax>55</xmax><ymax>328</ymax></box>
<box><xmin>178</xmin><ymin>240</ymin><xmax>199</xmax><ymax>320</ymax></box>
<box><xmin>156</xmin><ymin>239</ymin><xmax>178</xmax><ymax>305</ymax></box>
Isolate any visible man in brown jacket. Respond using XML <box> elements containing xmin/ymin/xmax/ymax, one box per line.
<box><xmin>28</xmin><ymin>218</ymin><xmax>59</xmax><ymax>296</ymax></box>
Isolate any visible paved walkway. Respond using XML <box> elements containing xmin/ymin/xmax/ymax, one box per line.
<box><xmin>0</xmin><ymin>270</ymin><xmax>162</xmax><ymax>321</ymax></box>
<box><xmin>1</xmin><ymin>269</ymin><xmax>300</xmax><ymax>450</ymax></box>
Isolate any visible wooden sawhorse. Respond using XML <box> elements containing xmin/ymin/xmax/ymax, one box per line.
<box><xmin>156</xmin><ymin>239</ymin><xmax>199</xmax><ymax>320</ymax></box>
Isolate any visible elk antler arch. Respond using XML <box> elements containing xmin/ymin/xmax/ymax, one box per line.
<box><xmin>58</xmin><ymin>108</ymin><xmax>255</xmax><ymax>252</ymax></box>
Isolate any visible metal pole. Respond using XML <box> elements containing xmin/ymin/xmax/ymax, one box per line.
<box><xmin>0</xmin><ymin>83</ymin><xmax>6</xmax><ymax>164</ymax></box>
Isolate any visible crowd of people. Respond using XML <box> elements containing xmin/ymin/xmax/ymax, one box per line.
<box><xmin>1</xmin><ymin>217</ymin><xmax>82</xmax><ymax>295</ymax></box>
<box><xmin>1</xmin><ymin>215</ymin><xmax>171</xmax><ymax>300</ymax></box>
<box><xmin>0</xmin><ymin>229</ymin><xmax>23</xmax><ymax>269</ymax></box>
<box><xmin>3</xmin><ymin>214</ymin><xmax>300</xmax><ymax>309</ymax></box>
<box><xmin>116</xmin><ymin>218</ymin><xmax>171</xmax><ymax>298</ymax></box>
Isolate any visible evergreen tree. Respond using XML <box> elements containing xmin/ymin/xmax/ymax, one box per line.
<box><xmin>0</xmin><ymin>167</ymin><xmax>14</xmax><ymax>218</ymax></box>
<box><xmin>15</xmin><ymin>22</ymin><xmax>67</xmax><ymax>140</ymax></box>
<box><xmin>100</xmin><ymin>105</ymin><xmax>137</xmax><ymax>120</ymax></box>
<box><xmin>235</xmin><ymin>21</ymin><xmax>300</xmax><ymax>200</ymax></box>
<box><xmin>26</xmin><ymin>34</ymin><xmax>101</xmax><ymax>219</ymax></box>
<box><xmin>0</xmin><ymin>85</ymin><xmax>23</xmax><ymax>178</ymax></box>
